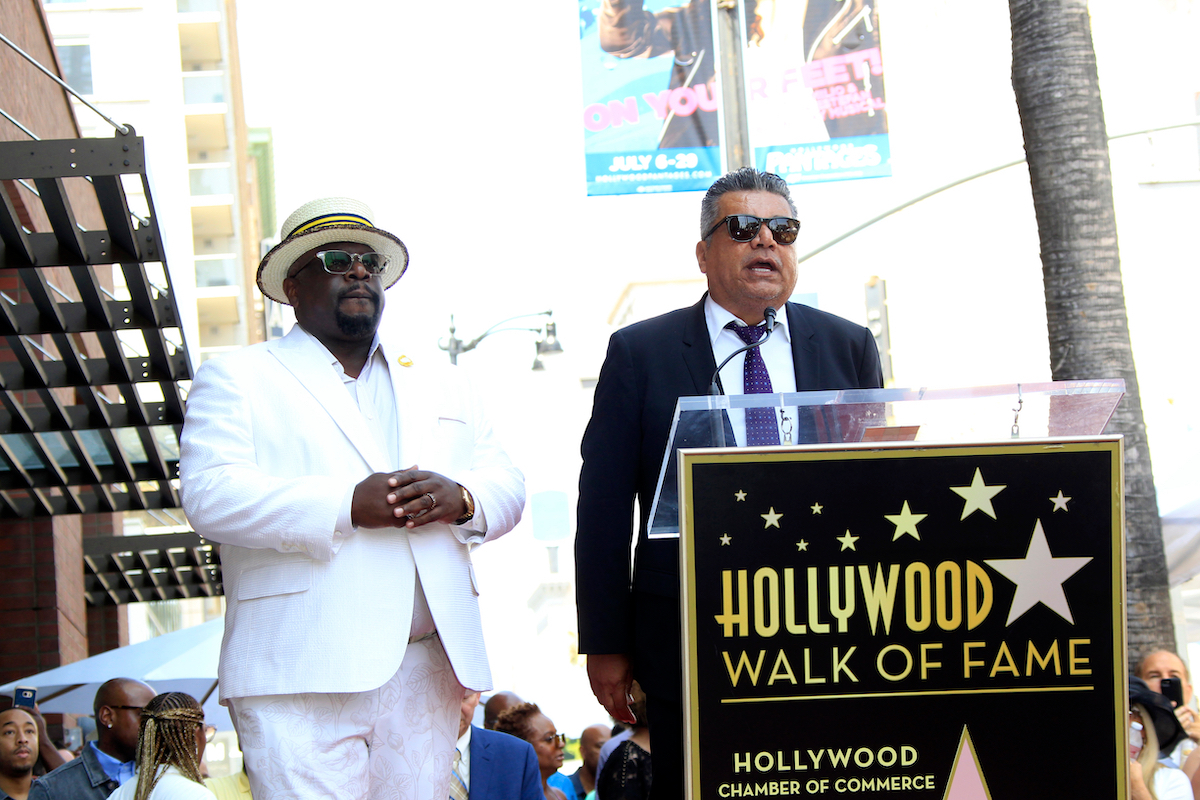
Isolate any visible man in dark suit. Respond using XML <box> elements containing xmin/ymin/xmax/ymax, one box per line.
<box><xmin>576</xmin><ymin>167</ymin><xmax>883</xmax><ymax>800</ymax></box>
<box><xmin>454</xmin><ymin>691</ymin><xmax>542</xmax><ymax>800</ymax></box>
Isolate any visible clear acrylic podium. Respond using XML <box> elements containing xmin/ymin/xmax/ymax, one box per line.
<box><xmin>647</xmin><ymin>379</ymin><xmax>1126</xmax><ymax>538</ymax></box>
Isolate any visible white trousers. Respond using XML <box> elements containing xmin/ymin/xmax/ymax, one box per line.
<box><xmin>230</xmin><ymin>636</ymin><xmax>462</xmax><ymax>800</ymax></box>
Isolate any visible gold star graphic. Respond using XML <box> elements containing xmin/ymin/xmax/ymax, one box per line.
<box><xmin>720</xmin><ymin>533</ymin><xmax>732</xmax><ymax>546</ymax></box>
<box><xmin>884</xmin><ymin>501</ymin><xmax>927</xmax><ymax>541</ymax></box>
<box><xmin>1050</xmin><ymin>490</ymin><xmax>1070</xmax><ymax>512</ymax></box>
<box><xmin>950</xmin><ymin>468</ymin><xmax>1006</xmax><ymax>520</ymax></box>
<box><xmin>837</xmin><ymin>530</ymin><xmax>859</xmax><ymax>551</ymax></box>
<box><xmin>811</xmin><ymin>502</ymin><xmax>823</xmax><ymax>514</ymax></box>
<box><xmin>796</xmin><ymin>540</ymin><xmax>808</xmax><ymax>551</ymax></box>
<box><xmin>761</xmin><ymin>508</ymin><xmax>783</xmax><ymax>529</ymax></box>
<box><xmin>734</xmin><ymin>490</ymin><xmax>747</xmax><ymax>502</ymax></box>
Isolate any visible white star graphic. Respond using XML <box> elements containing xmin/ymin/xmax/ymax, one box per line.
<box><xmin>762</xmin><ymin>508</ymin><xmax>783</xmax><ymax>529</ymax></box>
<box><xmin>720</xmin><ymin>533</ymin><xmax>732</xmax><ymax>546</ymax></box>
<box><xmin>811</xmin><ymin>502</ymin><xmax>823</xmax><ymax>515</ymax></box>
<box><xmin>884</xmin><ymin>500</ymin><xmax>927</xmax><ymax>541</ymax></box>
<box><xmin>837</xmin><ymin>530</ymin><xmax>858</xmax><ymax>551</ymax></box>
<box><xmin>796</xmin><ymin>540</ymin><xmax>808</xmax><ymax>551</ymax></box>
<box><xmin>950</xmin><ymin>468</ymin><xmax>1006</xmax><ymax>520</ymax></box>
<box><xmin>734</xmin><ymin>490</ymin><xmax>747</xmax><ymax>502</ymax></box>
<box><xmin>1050</xmin><ymin>490</ymin><xmax>1071</xmax><ymax>512</ymax></box>
<box><xmin>984</xmin><ymin>519</ymin><xmax>1092</xmax><ymax>625</ymax></box>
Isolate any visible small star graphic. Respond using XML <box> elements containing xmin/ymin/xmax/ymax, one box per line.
<box><xmin>984</xmin><ymin>519</ymin><xmax>1092</xmax><ymax>625</ymax></box>
<box><xmin>950</xmin><ymin>468</ymin><xmax>1006</xmax><ymax>520</ymax></box>
<box><xmin>1050</xmin><ymin>490</ymin><xmax>1071</xmax><ymax>512</ymax></box>
<box><xmin>837</xmin><ymin>530</ymin><xmax>859</xmax><ymax>551</ymax></box>
<box><xmin>734</xmin><ymin>490</ymin><xmax>747</xmax><ymax>502</ymax></box>
<box><xmin>796</xmin><ymin>540</ymin><xmax>808</xmax><ymax>551</ymax></box>
<box><xmin>811</xmin><ymin>502</ymin><xmax>823</xmax><ymax>514</ymax></box>
<box><xmin>761</xmin><ymin>508</ymin><xmax>783</xmax><ymax>529</ymax></box>
<box><xmin>720</xmin><ymin>533</ymin><xmax>732</xmax><ymax>546</ymax></box>
<box><xmin>884</xmin><ymin>500</ymin><xmax>927</xmax><ymax>541</ymax></box>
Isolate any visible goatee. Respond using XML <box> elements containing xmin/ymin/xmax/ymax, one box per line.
<box><xmin>336</xmin><ymin>308</ymin><xmax>380</xmax><ymax>338</ymax></box>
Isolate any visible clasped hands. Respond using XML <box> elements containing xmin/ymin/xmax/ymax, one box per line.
<box><xmin>351</xmin><ymin>467</ymin><xmax>466</xmax><ymax>530</ymax></box>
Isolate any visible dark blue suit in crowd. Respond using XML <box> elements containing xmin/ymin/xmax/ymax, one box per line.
<box><xmin>468</xmin><ymin>725</ymin><xmax>544</xmax><ymax>800</ymax></box>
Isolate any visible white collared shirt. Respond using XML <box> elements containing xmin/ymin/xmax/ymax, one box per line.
<box><xmin>704</xmin><ymin>295</ymin><xmax>797</xmax><ymax>446</ymax></box>
<box><xmin>455</xmin><ymin>726</ymin><xmax>473</xmax><ymax>791</ymax></box>
<box><xmin>293</xmin><ymin>324</ymin><xmax>435</xmax><ymax>639</ymax></box>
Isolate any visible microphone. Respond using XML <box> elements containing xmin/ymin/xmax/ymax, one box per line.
<box><xmin>709</xmin><ymin>307</ymin><xmax>778</xmax><ymax>395</ymax></box>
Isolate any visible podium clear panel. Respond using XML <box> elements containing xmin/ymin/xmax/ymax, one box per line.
<box><xmin>647</xmin><ymin>380</ymin><xmax>1125</xmax><ymax>538</ymax></box>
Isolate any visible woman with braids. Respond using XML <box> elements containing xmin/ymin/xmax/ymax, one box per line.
<box><xmin>108</xmin><ymin>693</ymin><xmax>216</xmax><ymax>800</ymax></box>
<box><xmin>494</xmin><ymin>703</ymin><xmax>568</xmax><ymax>800</ymax></box>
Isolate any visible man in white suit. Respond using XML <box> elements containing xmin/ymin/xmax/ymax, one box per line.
<box><xmin>179</xmin><ymin>197</ymin><xmax>525</xmax><ymax>800</ymax></box>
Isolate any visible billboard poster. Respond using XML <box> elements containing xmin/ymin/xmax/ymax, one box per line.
<box><xmin>680</xmin><ymin>438</ymin><xmax>1125</xmax><ymax>799</ymax></box>
<box><xmin>745</xmin><ymin>0</ymin><xmax>891</xmax><ymax>184</ymax></box>
<box><xmin>579</xmin><ymin>0</ymin><xmax>724</xmax><ymax>196</ymax></box>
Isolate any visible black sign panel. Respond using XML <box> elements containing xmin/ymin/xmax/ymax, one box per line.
<box><xmin>680</xmin><ymin>438</ymin><xmax>1125</xmax><ymax>799</ymax></box>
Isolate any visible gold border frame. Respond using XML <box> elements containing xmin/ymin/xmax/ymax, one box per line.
<box><xmin>678</xmin><ymin>436</ymin><xmax>1125</xmax><ymax>799</ymax></box>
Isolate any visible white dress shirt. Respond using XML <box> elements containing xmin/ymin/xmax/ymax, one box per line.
<box><xmin>455</xmin><ymin>725</ymin><xmax>474</xmax><ymax>791</ymax></box>
<box><xmin>704</xmin><ymin>296</ymin><xmax>797</xmax><ymax>446</ymax></box>
<box><xmin>293</xmin><ymin>325</ymin><xmax>441</xmax><ymax>640</ymax></box>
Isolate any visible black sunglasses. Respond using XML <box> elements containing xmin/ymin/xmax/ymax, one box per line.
<box><xmin>705</xmin><ymin>215</ymin><xmax>801</xmax><ymax>245</ymax></box>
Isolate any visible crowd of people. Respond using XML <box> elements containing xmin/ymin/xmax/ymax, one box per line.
<box><xmin>0</xmin><ymin>680</ymin><xmax>643</xmax><ymax>800</ymax></box>
<box><xmin>4</xmin><ymin>652</ymin><xmax>1200</xmax><ymax>800</ymax></box>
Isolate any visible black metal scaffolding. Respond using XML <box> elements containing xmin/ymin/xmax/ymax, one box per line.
<box><xmin>0</xmin><ymin>128</ymin><xmax>221</xmax><ymax>603</ymax></box>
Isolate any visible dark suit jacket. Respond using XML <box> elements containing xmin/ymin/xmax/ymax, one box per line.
<box><xmin>468</xmin><ymin>726</ymin><xmax>544</xmax><ymax>800</ymax></box>
<box><xmin>575</xmin><ymin>296</ymin><xmax>883</xmax><ymax>696</ymax></box>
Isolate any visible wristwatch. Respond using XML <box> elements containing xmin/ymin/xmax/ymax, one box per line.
<box><xmin>454</xmin><ymin>485</ymin><xmax>475</xmax><ymax>526</ymax></box>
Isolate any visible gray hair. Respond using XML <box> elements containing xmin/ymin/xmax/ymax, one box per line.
<box><xmin>699</xmin><ymin>167</ymin><xmax>797</xmax><ymax>240</ymax></box>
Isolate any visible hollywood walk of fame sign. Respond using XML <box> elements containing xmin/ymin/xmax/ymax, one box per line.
<box><xmin>679</xmin><ymin>437</ymin><xmax>1126</xmax><ymax>799</ymax></box>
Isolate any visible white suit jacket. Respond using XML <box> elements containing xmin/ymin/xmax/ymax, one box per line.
<box><xmin>179</xmin><ymin>325</ymin><xmax>525</xmax><ymax>701</ymax></box>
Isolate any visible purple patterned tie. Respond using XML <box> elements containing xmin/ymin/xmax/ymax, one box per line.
<box><xmin>727</xmin><ymin>322</ymin><xmax>780</xmax><ymax>446</ymax></box>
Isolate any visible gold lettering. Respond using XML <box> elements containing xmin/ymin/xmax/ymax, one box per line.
<box><xmin>966</xmin><ymin>561</ymin><xmax>992</xmax><ymax>629</ymax></box>
<box><xmin>807</xmin><ymin>567</ymin><xmax>830</xmax><ymax>634</ymax></box>
<box><xmin>754</xmin><ymin>568</ymin><xmax>780</xmax><ymax>637</ymax></box>
<box><xmin>1026</xmin><ymin>641</ymin><xmax>1061</xmax><ymax>676</ymax></box>
<box><xmin>858</xmin><ymin>564</ymin><xmax>899</xmax><ymax>635</ymax></box>
<box><xmin>768</xmin><ymin>650</ymin><xmax>797</xmax><ymax>685</ymax></box>
<box><xmin>935</xmin><ymin>562</ymin><xmax>961</xmax><ymax>630</ymax></box>
<box><xmin>1069</xmin><ymin>638</ymin><xmax>1091</xmax><ymax>675</ymax></box>
<box><xmin>783</xmin><ymin>568</ymin><xmax>806</xmax><ymax>634</ymax></box>
<box><xmin>905</xmin><ymin>562</ymin><xmax>931</xmax><ymax>632</ymax></box>
<box><xmin>990</xmin><ymin>641</ymin><xmax>1020</xmax><ymax>677</ymax></box>
<box><xmin>804</xmin><ymin>648</ymin><xmax>827</xmax><ymax>684</ymax></box>
<box><xmin>920</xmin><ymin>642</ymin><xmax>943</xmax><ymax>679</ymax></box>
<box><xmin>963</xmin><ymin>641</ymin><xmax>986</xmax><ymax>678</ymax></box>
<box><xmin>716</xmin><ymin>570</ymin><xmax>749</xmax><ymax>637</ymax></box>
<box><xmin>723</xmin><ymin>650</ymin><xmax>766</xmax><ymax>686</ymax></box>
<box><xmin>829</xmin><ymin>566</ymin><xmax>855</xmax><ymax>633</ymax></box>
<box><xmin>877</xmin><ymin>644</ymin><xmax>913</xmax><ymax>681</ymax></box>
<box><xmin>832</xmin><ymin>646</ymin><xmax>858</xmax><ymax>682</ymax></box>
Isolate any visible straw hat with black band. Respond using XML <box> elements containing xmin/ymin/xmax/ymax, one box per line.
<box><xmin>256</xmin><ymin>197</ymin><xmax>409</xmax><ymax>305</ymax></box>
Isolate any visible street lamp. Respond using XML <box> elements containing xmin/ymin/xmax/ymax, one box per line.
<box><xmin>438</xmin><ymin>310</ymin><xmax>564</xmax><ymax>369</ymax></box>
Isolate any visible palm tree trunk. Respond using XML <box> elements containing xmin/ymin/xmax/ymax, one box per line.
<box><xmin>1009</xmin><ymin>0</ymin><xmax>1174</xmax><ymax>665</ymax></box>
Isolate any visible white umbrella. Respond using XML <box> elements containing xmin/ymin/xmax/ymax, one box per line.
<box><xmin>0</xmin><ymin>617</ymin><xmax>231</xmax><ymax>732</ymax></box>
